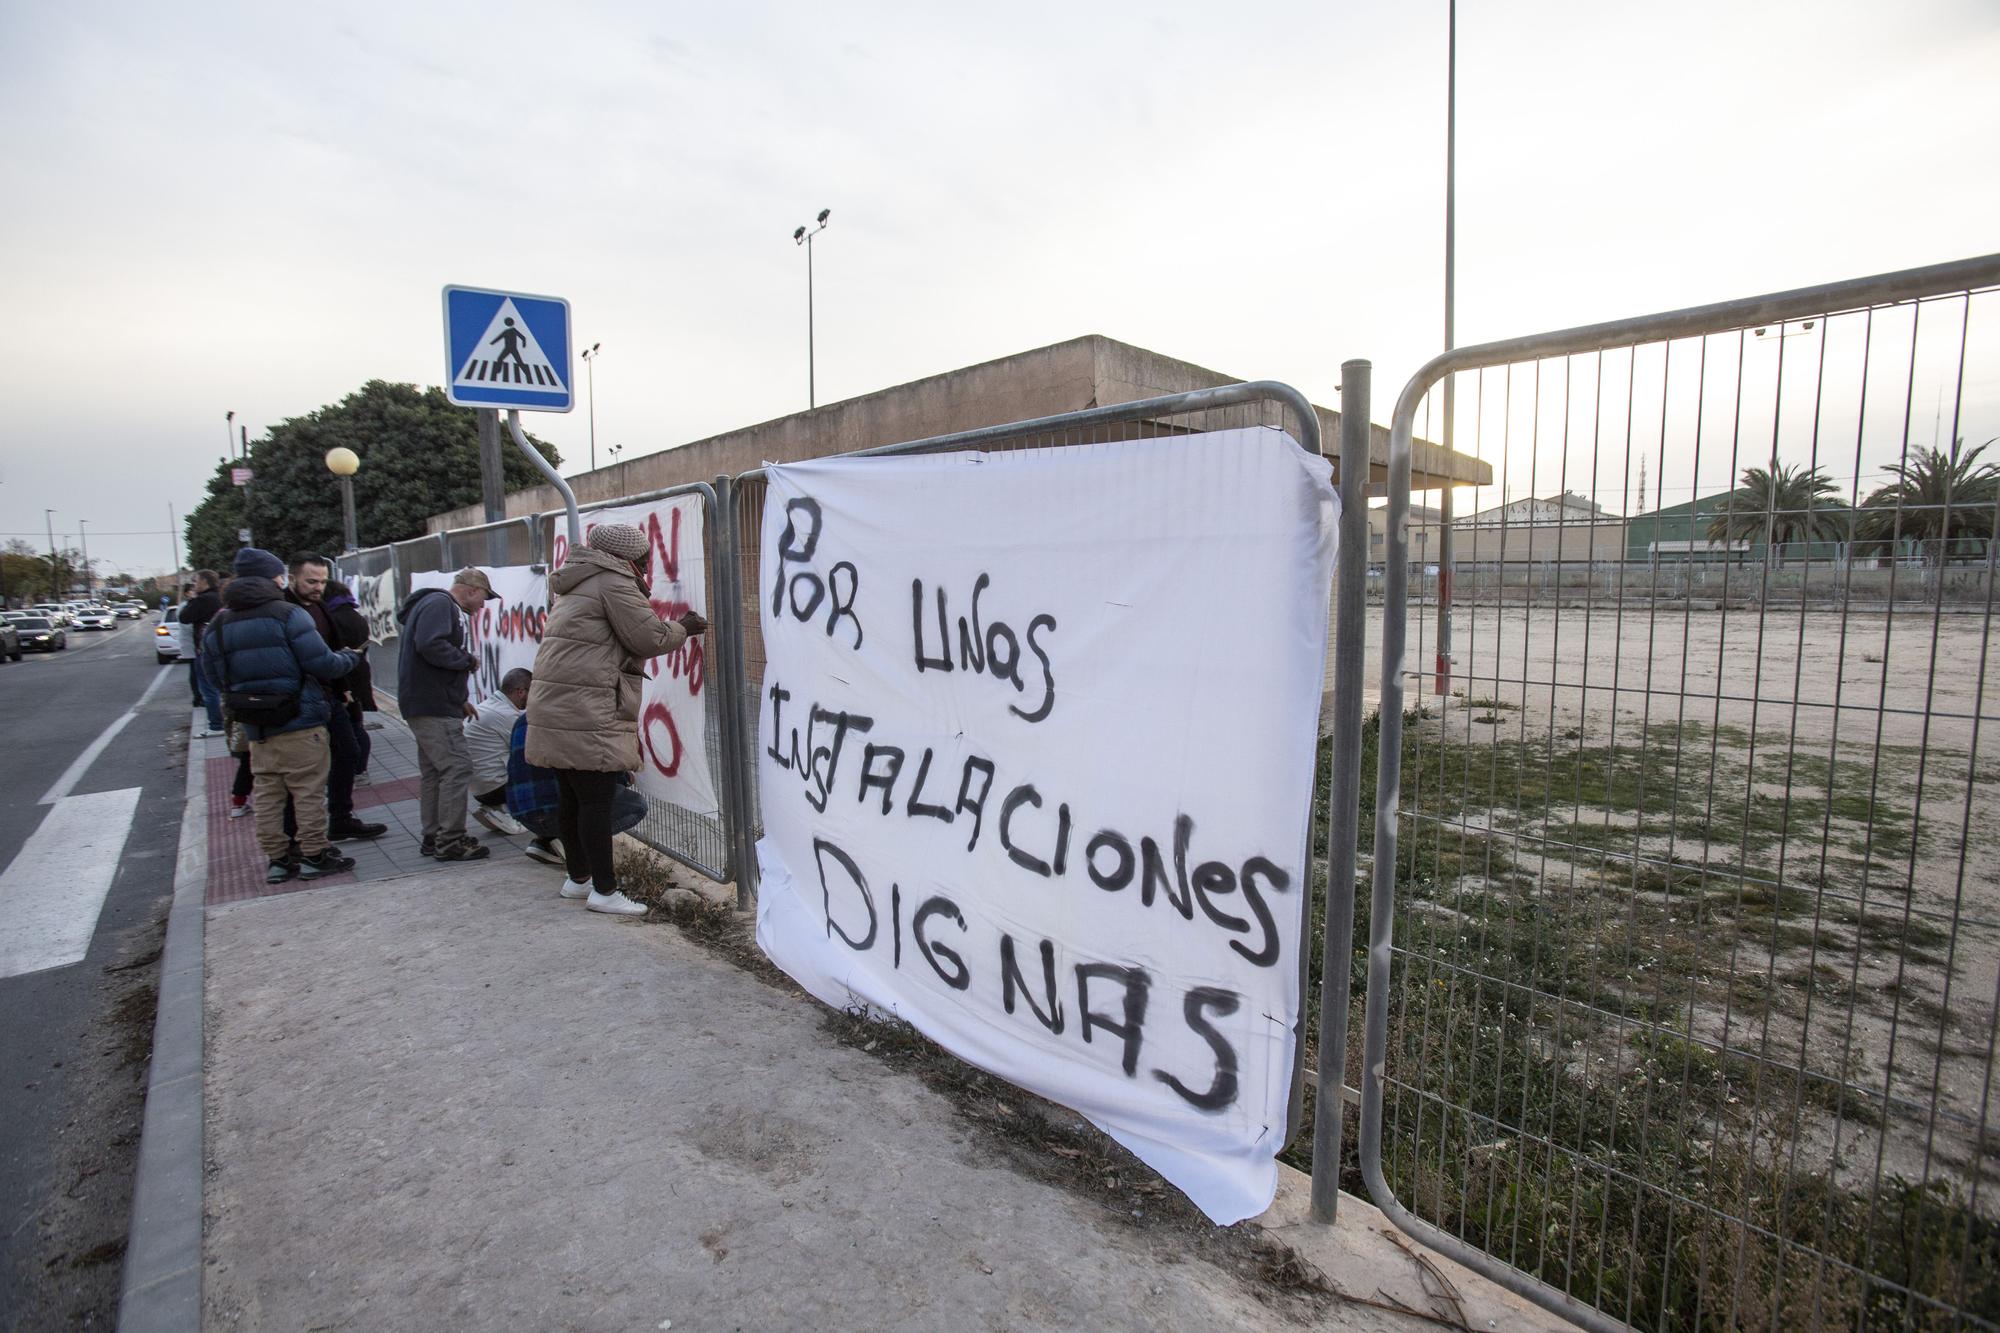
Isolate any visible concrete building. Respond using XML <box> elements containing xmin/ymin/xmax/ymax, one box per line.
<box><xmin>1368</xmin><ymin>503</ymin><xmax>1445</xmax><ymax>569</ymax></box>
<box><xmin>1452</xmin><ymin>491</ymin><xmax>1626</xmax><ymax>564</ymax></box>
<box><xmin>426</xmin><ymin>334</ymin><xmax>1488</xmax><ymax>533</ymax></box>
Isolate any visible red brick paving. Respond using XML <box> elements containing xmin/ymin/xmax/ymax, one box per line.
<box><xmin>205</xmin><ymin>754</ymin><xmax>357</xmax><ymax>906</ymax></box>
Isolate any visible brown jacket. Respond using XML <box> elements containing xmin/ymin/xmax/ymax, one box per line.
<box><xmin>525</xmin><ymin>547</ymin><xmax>688</xmax><ymax>773</ymax></box>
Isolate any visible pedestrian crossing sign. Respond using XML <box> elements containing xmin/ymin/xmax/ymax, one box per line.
<box><xmin>441</xmin><ymin>285</ymin><xmax>574</xmax><ymax>411</ymax></box>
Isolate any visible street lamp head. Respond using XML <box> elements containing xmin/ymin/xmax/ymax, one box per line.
<box><xmin>793</xmin><ymin>226</ymin><xmax>806</xmax><ymax>243</ymax></box>
<box><xmin>817</xmin><ymin>208</ymin><xmax>830</xmax><ymax>225</ymax></box>
<box><xmin>325</xmin><ymin>446</ymin><xmax>360</xmax><ymax>477</ymax></box>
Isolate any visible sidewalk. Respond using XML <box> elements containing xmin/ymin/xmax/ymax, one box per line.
<box><xmin>161</xmin><ymin>712</ymin><xmax>1560</xmax><ymax>1331</ymax></box>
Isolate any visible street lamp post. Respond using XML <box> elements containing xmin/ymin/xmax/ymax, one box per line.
<box><xmin>581</xmin><ymin>343</ymin><xmax>603</xmax><ymax>470</ymax></box>
<box><xmin>44</xmin><ymin>508</ymin><xmax>58</xmax><ymax>599</ymax></box>
<box><xmin>792</xmin><ymin>208</ymin><xmax>831</xmax><ymax>408</ymax></box>
<box><xmin>326</xmin><ymin>448</ymin><xmax>361</xmax><ymax>553</ymax></box>
<box><xmin>78</xmin><ymin>519</ymin><xmax>92</xmax><ymax>599</ymax></box>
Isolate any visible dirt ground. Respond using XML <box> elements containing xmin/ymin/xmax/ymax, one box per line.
<box><xmin>1344</xmin><ymin>598</ymin><xmax>2000</xmax><ymax>1208</ymax></box>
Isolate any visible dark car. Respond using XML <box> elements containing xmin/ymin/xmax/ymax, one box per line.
<box><xmin>0</xmin><ymin>618</ymin><xmax>18</xmax><ymax>662</ymax></box>
<box><xmin>14</xmin><ymin>616</ymin><xmax>65</xmax><ymax>653</ymax></box>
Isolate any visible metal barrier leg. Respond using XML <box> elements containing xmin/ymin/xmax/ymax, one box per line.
<box><xmin>712</xmin><ymin>473</ymin><xmax>756</xmax><ymax>912</ymax></box>
<box><xmin>1311</xmin><ymin>360</ymin><xmax>1373</xmax><ymax>1223</ymax></box>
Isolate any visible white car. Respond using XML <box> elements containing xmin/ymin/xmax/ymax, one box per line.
<box><xmin>33</xmin><ymin>603</ymin><xmax>72</xmax><ymax>627</ymax></box>
<box><xmin>154</xmin><ymin>606</ymin><xmax>193</xmax><ymax>663</ymax></box>
<box><xmin>73</xmin><ymin>608</ymin><xmax>117</xmax><ymax>631</ymax></box>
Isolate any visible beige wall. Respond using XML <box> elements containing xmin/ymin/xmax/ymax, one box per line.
<box><xmin>427</xmin><ymin>335</ymin><xmax>1489</xmax><ymax>534</ymax></box>
<box><xmin>1452</xmin><ymin>521</ymin><xmax>1627</xmax><ymax>564</ymax></box>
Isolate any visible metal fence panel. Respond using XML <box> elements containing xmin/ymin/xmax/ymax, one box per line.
<box><xmin>537</xmin><ymin>482</ymin><xmax>735</xmax><ymax>885</ymax></box>
<box><xmin>726</xmin><ymin>381</ymin><xmax>1341</xmax><ymax>1150</ymax></box>
<box><xmin>442</xmin><ymin>516</ymin><xmax>539</xmax><ymax>570</ymax></box>
<box><xmin>1363</xmin><ymin>254</ymin><xmax>2000</xmax><ymax>1330</ymax></box>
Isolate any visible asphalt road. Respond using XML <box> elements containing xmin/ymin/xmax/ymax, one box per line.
<box><xmin>0</xmin><ymin>618</ymin><xmax>194</xmax><ymax>1330</ymax></box>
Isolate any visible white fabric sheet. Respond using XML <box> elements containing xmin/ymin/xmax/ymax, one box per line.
<box><xmin>752</xmin><ymin>427</ymin><xmax>1337</xmax><ymax>1223</ymax></box>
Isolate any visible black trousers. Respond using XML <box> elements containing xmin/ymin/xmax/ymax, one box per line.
<box><xmin>555</xmin><ymin>768</ymin><xmax>620</xmax><ymax>893</ymax></box>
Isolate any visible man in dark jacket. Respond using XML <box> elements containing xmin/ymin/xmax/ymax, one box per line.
<box><xmin>285</xmin><ymin>554</ymin><xmax>385</xmax><ymax>842</ymax></box>
<box><xmin>181</xmin><ymin>570</ymin><xmax>223</xmax><ymax>732</ymax></box>
<box><xmin>397</xmin><ymin>568</ymin><xmax>497</xmax><ymax>861</ymax></box>
<box><xmin>201</xmin><ymin>548</ymin><xmax>359</xmax><ymax>883</ymax></box>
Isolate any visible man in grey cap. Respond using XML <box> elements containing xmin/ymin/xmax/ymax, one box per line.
<box><xmin>396</xmin><ymin>567</ymin><xmax>499</xmax><ymax>861</ymax></box>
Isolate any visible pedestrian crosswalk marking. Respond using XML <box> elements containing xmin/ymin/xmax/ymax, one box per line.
<box><xmin>451</xmin><ymin>297</ymin><xmax>563</xmax><ymax>394</ymax></box>
<box><xmin>0</xmin><ymin>787</ymin><xmax>142</xmax><ymax>980</ymax></box>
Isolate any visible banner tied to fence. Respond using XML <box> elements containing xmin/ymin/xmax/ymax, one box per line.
<box><xmin>550</xmin><ymin>495</ymin><xmax>719</xmax><ymax>818</ymax></box>
<box><xmin>411</xmin><ymin>565</ymin><xmax>548</xmax><ymax>707</ymax></box>
<box><xmin>753</xmin><ymin>428</ymin><xmax>1337</xmax><ymax>1223</ymax></box>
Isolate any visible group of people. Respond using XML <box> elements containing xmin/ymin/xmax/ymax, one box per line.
<box><xmin>196</xmin><ymin>521</ymin><xmax>705</xmax><ymax>917</ymax></box>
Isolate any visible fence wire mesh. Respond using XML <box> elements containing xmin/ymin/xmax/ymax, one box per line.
<box><xmin>1363</xmin><ymin>259</ymin><xmax>2000</xmax><ymax>1330</ymax></box>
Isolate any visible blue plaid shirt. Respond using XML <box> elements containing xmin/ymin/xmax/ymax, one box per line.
<box><xmin>505</xmin><ymin>714</ymin><xmax>561</xmax><ymax>823</ymax></box>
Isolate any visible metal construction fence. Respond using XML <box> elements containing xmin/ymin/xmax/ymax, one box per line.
<box><xmin>322</xmin><ymin>251</ymin><xmax>2000</xmax><ymax>1330</ymax></box>
<box><xmin>1364</xmin><ymin>254</ymin><xmax>2000</xmax><ymax>1330</ymax></box>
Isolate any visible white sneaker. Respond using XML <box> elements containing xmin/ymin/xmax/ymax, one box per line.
<box><xmin>228</xmin><ymin>803</ymin><xmax>250</xmax><ymax>820</ymax></box>
<box><xmin>474</xmin><ymin>806</ymin><xmax>524</xmax><ymax>837</ymax></box>
<box><xmin>559</xmin><ymin>878</ymin><xmax>591</xmax><ymax>900</ymax></box>
<box><xmin>586</xmin><ymin>889</ymin><xmax>647</xmax><ymax>917</ymax></box>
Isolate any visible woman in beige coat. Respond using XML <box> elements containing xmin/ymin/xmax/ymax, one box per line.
<box><xmin>527</xmin><ymin>522</ymin><xmax>706</xmax><ymax>916</ymax></box>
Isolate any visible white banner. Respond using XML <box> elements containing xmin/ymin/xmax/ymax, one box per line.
<box><xmin>753</xmin><ymin>428</ymin><xmax>1337</xmax><ymax>1224</ymax></box>
<box><xmin>412</xmin><ymin>565</ymin><xmax>549</xmax><ymax>705</ymax></box>
<box><xmin>550</xmin><ymin>496</ymin><xmax>718</xmax><ymax>817</ymax></box>
<box><xmin>352</xmin><ymin>570</ymin><xmax>398</xmax><ymax>644</ymax></box>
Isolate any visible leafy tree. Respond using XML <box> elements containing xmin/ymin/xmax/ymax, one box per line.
<box><xmin>1854</xmin><ymin>438</ymin><xmax>1999</xmax><ymax>599</ymax></box>
<box><xmin>1704</xmin><ymin>462</ymin><xmax>1844</xmax><ymax>568</ymax></box>
<box><xmin>1</xmin><ymin>538</ymin><xmax>85</xmax><ymax>605</ymax></box>
<box><xmin>183</xmin><ymin>380</ymin><xmax>559</xmax><ymax>571</ymax></box>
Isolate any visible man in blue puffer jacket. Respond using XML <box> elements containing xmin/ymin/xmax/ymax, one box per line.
<box><xmin>201</xmin><ymin>548</ymin><xmax>361</xmax><ymax>884</ymax></box>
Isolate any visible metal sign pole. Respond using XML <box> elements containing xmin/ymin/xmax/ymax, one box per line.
<box><xmin>507</xmin><ymin>410</ymin><xmax>579</xmax><ymax>551</ymax></box>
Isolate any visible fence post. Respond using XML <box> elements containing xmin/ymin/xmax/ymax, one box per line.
<box><xmin>708</xmin><ymin>474</ymin><xmax>751</xmax><ymax>911</ymax></box>
<box><xmin>1310</xmin><ymin>361</ymin><xmax>1372</xmax><ymax>1223</ymax></box>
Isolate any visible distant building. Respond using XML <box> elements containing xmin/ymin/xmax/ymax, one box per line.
<box><xmin>1367</xmin><ymin>504</ymin><xmax>1444</xmax><ymax>568</ymax></box>
<box><xmin>1624</xmin><ymin>493</ymin><xmax>1853</xmax><ymax>563</ymax></box>
<box><xmin>1451</xmin><ymin>492</ymin><xmax>1626</xmax><ymax>564</ymax></box>
<box><xmin>425</xmin><ymin>334</ymin><xmax>1490</xmax><ymax>533</ymax></box>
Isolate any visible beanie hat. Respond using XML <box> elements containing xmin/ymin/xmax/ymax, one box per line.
<box><xmin>586</xmin><ymin>522</ymin><xmax>650</xmax><ymax>563</ymax></box>
<box><xmin>233</xmin><ymin>547</ymin><xmax>286</xmax><ymax>580</ymax></box>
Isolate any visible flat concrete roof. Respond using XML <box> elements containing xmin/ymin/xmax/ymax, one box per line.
<box><xmin>428</xmin><ymin>334</ymin><xmax>1488</xmax><ymax>533</ymax></box>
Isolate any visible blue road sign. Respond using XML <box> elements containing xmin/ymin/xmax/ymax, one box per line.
<box><xmin>441</xmin><ymin>285</ymin><xmax>574</xmax><ymax>412</ymax></box>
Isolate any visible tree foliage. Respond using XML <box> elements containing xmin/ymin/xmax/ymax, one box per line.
<box><xmin>183</xmin><ymin>381</ymin><xmax>559</xmax><ymax>571</ymax></box>
<box><xmin>1</xmin><ymin>537</ymin><xmax>87</xmax><ymax>606</ymax></box>
<box><xmin>1854</xmin><ymin>438</ymin><xmax>1999</xmax><ymax>567</ymax></box>
<box><xmin>1704</xmin><ymin>462</ymin><xmax>1845</xmax><ymax>565</ymax></box>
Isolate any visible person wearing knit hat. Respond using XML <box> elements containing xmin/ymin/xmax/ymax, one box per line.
<box><xmin>199</xmin><ymin>548</ymin><xmax>359</xmax><ymax>883</ymax></box>
<box><xmin>525</xmin><ymin>521</ymin><xmax>708</xmax><ymax>916</ymax></box>
<box><xmin>585</xmin><ymin>521</ymin><xmax>650</xmax><ymax>562</ymax></box>
<box><xmin>232</xmin><ymin>547</ymin><xmax>287</xmax><ymax>581</ymax></box>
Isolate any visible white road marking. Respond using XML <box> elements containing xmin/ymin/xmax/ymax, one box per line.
<box><xmin>39</xmin><ymin>664</ymin><xmax>174</xmax><ymax>806</ymax></box>
<box><xmin>0</xmin><ymin>787</ymin><xmax>143</xmax><ymax>980</ymax></box>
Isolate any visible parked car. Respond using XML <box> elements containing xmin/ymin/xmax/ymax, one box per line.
<box><xmin>15</xmin><ymin>616</ymin><xmax>66</xmax><ymax>652</ymax></box>
<box><xmin>0</xmin><ymin>619</ymin><xmax>18</xmax><ymax>662</ymax></box>
<box><xmin>154</xmin><ymin>606</ymin><xmax>192</xmax><ymax>663</ymax></box>
<box><xmin>72</xmin><ymin>607</ymin><xmax>117</xmax><ymax>631</ymax></box>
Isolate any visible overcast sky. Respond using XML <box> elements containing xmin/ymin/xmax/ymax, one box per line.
<box><xmin>1</xmin><ymin>0</ymin><xmax>1995</xmax><ymax>579</ymax></box>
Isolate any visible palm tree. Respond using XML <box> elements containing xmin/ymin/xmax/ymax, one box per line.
<box><xmin>1704</xmin><ymin>462</ymin><xmax>1844</xmax><ymax>569</ymax></box>
<box><xmin>1854</xmin><ymin>438</ymin><xmax>2000</xmax><ymax>600</ymax></box>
